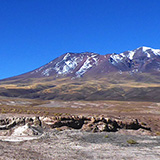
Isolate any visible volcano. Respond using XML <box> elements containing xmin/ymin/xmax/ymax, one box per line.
<box><xmin>3</xmin><ymin>46</ymin><xmax>160</xmax><ymax>81</ymax></box>
<box><xmin>0</xmin><ymin>46</ymin><xmax>160</xmax><ymax>102</ymax></box>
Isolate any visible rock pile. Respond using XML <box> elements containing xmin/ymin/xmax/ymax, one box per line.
<box><xmin>0</xmin><ymin>115</ymin><xmax>151</xmax><ymax>134</ymax></box>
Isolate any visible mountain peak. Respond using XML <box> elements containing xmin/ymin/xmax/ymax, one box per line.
<box><xmin>136</xmin><ymin>46</ymin><xmax>160</xmax><ymax>55</ymax></box>
<box><xmin>2</xmin><ymin>46</ymin><xmax>160</xmax><ymax>81</ymax></box>
<box><xmin>138</xmin><ymin>46</ymin><xmax>152</xmax><ymax>51</ymax></box>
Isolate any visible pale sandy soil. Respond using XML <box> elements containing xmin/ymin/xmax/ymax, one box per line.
<box><xmin>0</xmin><ymin>129</ymin><xmax>160</xmax><ymax>160</ymax></box>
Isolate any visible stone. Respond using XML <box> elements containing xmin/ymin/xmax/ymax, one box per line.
<box><xmin>96</xmin><ymin>122</ymin><xmax>107</xmax><ymax>132</ymax></box>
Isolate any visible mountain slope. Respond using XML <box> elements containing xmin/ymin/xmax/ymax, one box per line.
<box><xmin>4</xmin><ymin>52</ymin><xmax>118</xmax><ymax>80</ymax></box>
<box><xmin>0</xmin><ymin>46</ymin><xmax>160</xmax><ymax>102</ymax></box>
<box><xmin>3</xmin><ymin>46</ymin><xmax>160</xmax><ymax>81</ymax></box>
<box><xmin>109</xmin><ymin>46</ymin><xmax>160</xmax><ymax>73</ymax></box>
<box><xmin>0</xmin><ymin>74</ymin><xmax>160</xmax><ymax>102</ymax></box>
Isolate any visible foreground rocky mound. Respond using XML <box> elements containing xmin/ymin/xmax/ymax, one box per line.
<box><xmin>42</xmin><ymin>115</ymin><xmax>151</xmax><ymax>132</ymax></box>
<box><xmin>0</xmin><ymin>115</ymin><xmax>152</xmax><ymax>142</ymax></box>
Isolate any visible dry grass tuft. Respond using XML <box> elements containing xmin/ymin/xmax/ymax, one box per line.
<box><xmin>127</xmin><ymin>139</ymin><xmax>138</xmax><ymax>144</ymax></box>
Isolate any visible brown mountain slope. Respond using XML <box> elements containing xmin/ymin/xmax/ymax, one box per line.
<box><xmin>0</xmin><ymin>73</ymin><xmax>160</xmax><ymax>102</ymax></box>
<box><xmin>1</xmin><ymin>46</ymin><xmax>160</xmax><ymax>102</ymax></box>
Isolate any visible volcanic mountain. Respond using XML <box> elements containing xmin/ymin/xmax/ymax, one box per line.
<box><xmin>3</xmin><ymin>46</ymin><xmax>160</xmax><ymax>81</ymax></box>
<box><xmin>0</xmin><ymin>46</ymin><xmax>160</xmax><ymax>102</ymax></box>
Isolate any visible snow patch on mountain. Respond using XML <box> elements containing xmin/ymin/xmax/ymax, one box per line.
<box><xmin>63</xmin><ymin>53</ymin><xmax>71</xmax><ymax>60</ymax></box>
<box><xmin>127</xmin><ymin>51</ymin><xmax>135</xmax><ymax>60</ymax></box>
<box><xmin>91</xmin><ymin>54</ymin><xmax>99</xmax><ymax>65</ymax></box>
<box><xmin>24</xmin><ymin>46</ymin><xmax>160</xmax><ymax>79</ymax></box>
<box><xmin>110</xmin><ymin>54</ymin><xmax>123</xmax><ymax>64</ymax></box>
<box><xmin>42</xmin><ymin>68</ymin><xmax>52</xmax><ymax>76</ymax></box>
<box><xmin>139</xmin><ymin>47</ymin><xmax>151</xmax><ymax>58</ymax></box>
<box><xmin>142</xmin><ymin>46</ymin><xmax>151</xmax><ymax>51</ymax></box>
<box><xmin>110</xmin><ymin>46</ymin><xmax>160</xmax><ymax>66</ymax></box>
<box><xmin>138</xmin><ymin>46</ymin><xmax>160</xmax><ymax>56</ymax></box>
<box><xmin>75</xmin><ymin>55</ymin><xmax>98</xmax><ymax>77</ymax></box>
<box><xmin>54</xmin><ymin>53</ymin><xmax>84</xmax><ymax>75</ymax></box>
<box><xmin>76</xmin><ymin>59</ymin><xmax>91</xmax><ymax>77</ymax></box>
<box><xmin>151</xmin><ymin>49</ymin><xmax>160</xmax><ymax>56</ymax></box>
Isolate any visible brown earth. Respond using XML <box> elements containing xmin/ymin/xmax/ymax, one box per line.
<box><xmin>0</xmin><ymin>118</ymin><xmax>159</xmax><ymax>160</ymax></box>
<box><xmin>0</xmin><ymin>74</ymin><xmax>160</xmax><ymax>102</ymax></box>
<box><xmin>0</xmin><ymin>96</ymin><xmax>160</xmax><ymax>134</ymax></box>
<box><xmin>0</xmin><ymin>96</ymin><xmax>160</xmax><ymax>159</ymax></box>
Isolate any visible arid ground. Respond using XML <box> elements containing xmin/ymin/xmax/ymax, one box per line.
<box><xmin>0</xmin><ymin>96</ymin><xmax>160</xmax><ymax>159</ymax></box>
<box><xmin>0</xmin><ymin>129</ymin><xmax>160</xmax><ymax>160</ymax></box>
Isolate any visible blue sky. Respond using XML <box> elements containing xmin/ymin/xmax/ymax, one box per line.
<box><xmin>1</xmin><ymin>0</ymin><xmax>160</xmax><ymax>79</ymax></box>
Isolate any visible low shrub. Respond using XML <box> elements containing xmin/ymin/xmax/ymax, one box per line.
<box><xmin>105</xmin><ymin>135</ymin><xmax>109</xmax><ymax>138</ymax></box>
<box><xmin>127</xmin><ymin>139</ymin><xmax>138</xmax><ymax>144</ymax></box>
<box><xmin>156</xmin><ymin>131</ymin><xmax>160</xmax><ymax>136</ymax></box>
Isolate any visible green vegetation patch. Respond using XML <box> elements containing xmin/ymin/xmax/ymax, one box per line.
<box><xmin>127</xmin><ymin>139</ymin><xmax>138</xmax><ymax>144</ymax></box>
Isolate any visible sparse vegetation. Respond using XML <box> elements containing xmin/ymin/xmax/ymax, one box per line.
<box><xmin>105</xmin><ymin>135</ymin><xmax>109</xmax><ymax>138</ymax></box>
<box><xmin>0</xmin><ymin>96</ymin><xmax>159</xmax><ymax>134</ymax></box>
<box><xmin>0</xmin><ymin>75</ymin><xmax>160</xmax><ymax>101</ymax></box>
<box><xmin>127</xmin><ymin>139</ymin><xmax>138</xmax><ymax>144</ymax></box>
<box><xmin>56</xmin><ymin>128</ymin><xmax>63</xmax><ymax>131</ymax></box>
<box><xmin>156</xmin><ymin>131</ymin><xmax>160</xmax><ymax>136</ymax></box>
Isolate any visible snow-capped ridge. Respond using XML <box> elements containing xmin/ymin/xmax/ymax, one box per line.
<box><xmin>136</xmin><ymin>46</ymin><xmax>160</xmax><ymax>56</ymax></box>
<box><xmin>110</xmin><ymin>46</ymin><xmax>160</xmax><ymax>64</ymax></box>
<box><xmin>47</xmin><ymin>47</ymin><xmax>160</xmax><ymax>77</ymax></box>
<box><xmin>9</xmin><ymin>46</ymin><xmax>160</xmax><ymax>81</ymax></box>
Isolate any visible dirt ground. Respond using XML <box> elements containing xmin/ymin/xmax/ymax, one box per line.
<box><xmin>37</xmin><ymin>100</ymin><xmax>160</xmax><ymax>134</ymax></box>
<box><xmin>0</xmin><ymin>98</ymin><xmax>160</xmax><ymax>159</ymax></box>
<box><xmin>0</xmin><ymin>129</ymin><xmax>160</xmax><ymax>160</ymax></box>
<box><xmin>0</xmin><ymin>97</ymin><xmax>160</xmax><ymax>134</ymax></box>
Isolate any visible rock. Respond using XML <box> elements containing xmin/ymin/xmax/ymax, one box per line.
<box><xmin>91</xmin><ymin>117</ymin><xmax>96</xmax><ymax>123</ymax></box>
<box><xmin>25</xmin><ymin>117</ymin><xmax>34</xmax><ymax>125</ymax></box>
<box><xmin>0</xmin><ymin>115</ymin><xmax>152</xmax><ymax>136</ymax></box>
<box><xmin>105</xmin><ymin>118</ymin><xmax>112</xmax><ymax>123</ymax></box>
<box><xmin>33</xmin><ymin>117</ymin><xmax>42</xmax><ymax>126</ymax></box>
<box><xmin>96</xmin><ymin>122</ymin><xmax>107</xmax><ymax>132</ymax></box>
<box><xmin>15</xmin><ymin>117</ymin><xmax>25</xmax><ymax>125</ymax></box>
<box><xmin>81</xmin><ymin>122</ymin><xmax>94</xmax><ymax>132</ymax></box>
<box><xmin>125</xmin><ymin>119</ymin><xmax>140</xmax><ymax>130</ymax></box>
<box><xmin>92</xmin><ymin>126</ymin><xmax>98</xmax><ymax>133</ymax></box>
<box><xmin>0</xmin><ymin>120</ymin><xmax>16</xmax><ymax>130</ymax></box>
<box><xmin>56</xmin><ymin>126</ymin><xmax>71</xmax><ymax>131</ymax></box>
<box><xmin>51</xmin><ymin>119</ymin><xmax>84</xmax><ymax>129</ymax></box>
<box><xmin>106</xmin><ymin>124</ymin><xmax>115</xmax><ymax>132</ymax></box>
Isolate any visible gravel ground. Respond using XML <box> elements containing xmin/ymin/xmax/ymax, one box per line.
<box><xmin>0</xmin><ymin>129</ymin><xmax>160</xmax><ymax>160</ymax></box>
